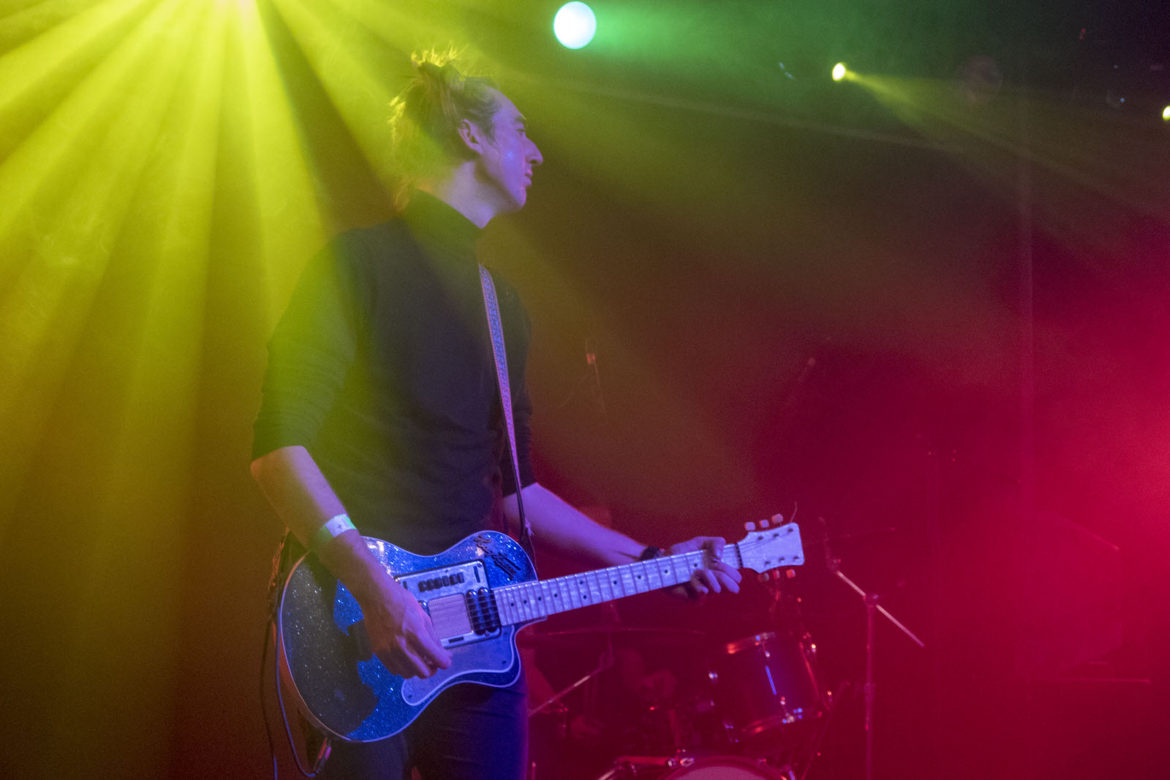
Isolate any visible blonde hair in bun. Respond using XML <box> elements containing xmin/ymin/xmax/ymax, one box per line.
<box><xmin>389</xmin><ymin>50</ymin><xmax>499</xmax><ymax>205</ymax></box>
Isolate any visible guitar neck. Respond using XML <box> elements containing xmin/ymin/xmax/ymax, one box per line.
<box><xmin>492</xmin><ymin>545</ymin><xmax>745</xmax><ymax>626</ymax></box>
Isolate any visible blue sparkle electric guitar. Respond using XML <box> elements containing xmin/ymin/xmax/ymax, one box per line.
<box><xmin>277</xmin><ymin>522</ymin><xmax>804</xmax><ymax>742</ymax></box>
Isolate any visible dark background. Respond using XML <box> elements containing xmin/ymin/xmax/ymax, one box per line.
<box><xmin>1</xmin><ymin>1</ymin><xmax>1168</xmax><ymax>777</ymax></box>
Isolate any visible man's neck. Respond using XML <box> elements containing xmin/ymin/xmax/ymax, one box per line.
<box><xmin>416</xmin><ymin>166</ymin><xmax>504</xmax><ymax>229</ymax></box>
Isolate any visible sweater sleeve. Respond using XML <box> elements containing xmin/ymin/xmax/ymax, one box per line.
<box><xmin>251</xmin><ymin>239</ymin><xmax>365</xmax><ymax>460</ymax></box>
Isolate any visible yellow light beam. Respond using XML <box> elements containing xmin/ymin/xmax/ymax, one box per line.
<box><xmin>0</xmin><ymin>0</ymin><xmax>198</xmax><ymax>525</ymax></box>
<box><xmin>40</xmin><ymin>4</ymin><xmax>233</xmax><ymax>770</ymax></box>
<box><xmin>317</xmin><ymin>0</ymin><xmax>452</xmax><ymax>57</ymax></box>
<box><xmin>853</xmin><ymin>72</ymin><xmax>1170</xmax><ymax>269</ymax></box>
<box><xmin>0</xmin><ymin>0</ymin><xmax>155</xmax><ymax>161</ymax></box>
<box><xmin>234</xmin><ymin>0</ymin><xmax>328</xmax><ymax>318</ymax></box>
<box><xmin>269</xmin><ymin>0</ymin><xmax>399</xmax><ymax>190</ymax></box>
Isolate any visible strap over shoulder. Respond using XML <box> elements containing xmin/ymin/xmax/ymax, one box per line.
<box><xmin>479</xmin><ymin>265</ymin><xmax>535</xmax><ymax>562</ymax></box>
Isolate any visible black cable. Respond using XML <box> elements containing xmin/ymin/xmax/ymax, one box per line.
<box><xmin>272</xmin><ymin>618</ymin><xmax>329</xmax><ymax>777</ymax></box>
<box><xmin>260</xmin><ymin>618</ymin><xmax>280</xmax><ymax>779</ymax></box>
<box><xmin>261</xmin><ymin>535</ymin><xmax>330</xmax><ymax>778</ymax></box>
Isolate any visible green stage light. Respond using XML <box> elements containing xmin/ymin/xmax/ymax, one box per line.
<box><xmin>832</xmin><ymin>63</ymin><xmax>848</xmax><ymax>82</ymax></box>
<box><xmin>554</xmin><ymin>2</ymin><xmax>596</xmax><ymax>50</ymax></box>
<box><xmin>1162</xmin><ymin>105</ymin><xmax>1170</xmax><ymax>122</ymax></box>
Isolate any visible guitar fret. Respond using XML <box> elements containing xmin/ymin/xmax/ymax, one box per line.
<box><xmin>509</xmin><ymin>587</ymin><xmax>523</xmax><ymax>622</ymax></box>
<box><xmin>561</xmin><ymin>576</ymin><xmax>576</xmax><ymax>611</ymax></box>
<box><xmin>635</xmin><ymin>560</ymin><xmax>652</xmax><ymax>593</ymax></box>
<box><xmin>513</xmin><ymin>588</ymin><xmax>525</xmax><ymax>622</ymax></box>
<box><xmin>726</xmin><ymin>543</ymin><xmax>743</xmax><ymax>569</ymax></box>
<box><xmin>619</xmin><ymin>565</ymin><xmax>635</xmax><ymax>596</ymax></box>
<box><xmin>495</xmin><ymin>590</ymin><xmax>512</xmax><ymax>624</ymax></box>
<box><xmin>546</xmin><ymin>577</ymin><xmax>564</xmax><ymax>613</ymax></box>
<box><xmin>537</xmin><ymin>580</ymin><xmax>552</xmax><ymax>617</ymax></box>
<box><xmin>579</xmin><ymin>573</ymin><xmax>592</xmax><ymax>605</ymax></box>
<box><xmin>596</xmin><ymin>569</ymin><xmax>614</xmax><ymax>602</ymax></box>
<box><xmin>646</xmin><ymin>559</ymin><xmax>664</xmax><ymax>590</ymax></box>
<box><xmin>513</xmin><ymin>585</ymin><xmax>527</xmax><ymax>622</ymax></box>
<box><xmin>589</xmin><ymin>570</ymin><xmax>604</xmax><ymax>604</ymax></box>
<box><xmin>567</xmin><ymin>576</ymin><xmax>581</xmax><ymax>609</ymax></box>
<box><xmin>663</xmin><ymin>555</ymin><xmax>684</xmax><ymax>587</ymax></box>
<box><xmin>605</xmin><ymin>569</ymin><xmax>623</xmax><ymax>600</ymax></box>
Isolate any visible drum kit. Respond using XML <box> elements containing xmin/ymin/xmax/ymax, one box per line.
<box><xmin>522</xmin><ymin>517</ymin><xmax>925</xmax><ymax>780</ymax></box>
<box><xmin>523</xmin><ymin>583</ymin><xmax>832</xmax><ymax>780</ymax></box>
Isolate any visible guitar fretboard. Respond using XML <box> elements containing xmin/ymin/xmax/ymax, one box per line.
<box><xmin>493</xmin><ymin>544</ymin><xmax>745</xmax><ymax>626</ymax></box>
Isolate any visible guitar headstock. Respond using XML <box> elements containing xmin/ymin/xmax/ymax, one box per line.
<box><xmin>736</xmin><ymin>517</ymin><xmax>804</xmax><ymax>573</ymax></box>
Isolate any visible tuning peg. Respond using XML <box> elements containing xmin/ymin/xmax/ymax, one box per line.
<box><xmin>771</xmin><ymin>513</ymin><xmax>785</xmax><ymax>526</ymax></box>
<box><xmin>759</xmin><ymin>518</ymin><xmax>770</xmax><ymax>529</ymax></box>
<box><xmin>744</xmin><ymin>521</ymin><xmax>756</xmax><ymax>531</ymax></box>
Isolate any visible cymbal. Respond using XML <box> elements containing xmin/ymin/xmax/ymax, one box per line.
<box><xmin>519</xmin><ymin>625</ymin><xmax>705</xmax><ymax>648</ymax></box>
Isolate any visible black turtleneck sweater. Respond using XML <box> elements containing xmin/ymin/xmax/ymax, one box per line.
<box><xmin>252</xmin><ymin>193</ymin><xmax>534</xmax><ymax>554</ymax></box>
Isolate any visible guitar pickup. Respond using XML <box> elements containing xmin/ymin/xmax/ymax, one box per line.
<box><xmin>396</xmin><ymin>561</ymin><xmax>498</xmax><ymax>648</ymax></box>
<box><xmin>396</xmin><ymin>561</ymin><xmax>486</xmax><ymax>598</ymax></box>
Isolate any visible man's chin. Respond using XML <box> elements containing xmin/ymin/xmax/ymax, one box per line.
<box><xmin>504</xmin><ymin>190</ymin><xmax>527</xmax><ymax>211</ymax></box>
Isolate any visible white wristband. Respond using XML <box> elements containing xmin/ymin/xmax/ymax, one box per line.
<box><xmin>311</xmin><ymin>513</ymin><xmax>356</xmax><ymax>552</ymax></box>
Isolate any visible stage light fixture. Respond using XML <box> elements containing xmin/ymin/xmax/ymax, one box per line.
<box><xmin>554</xmin><ymin>2</ymin><xmax>596</xmax><ymax>50</ymax></box>
<box><xmin>1162</xmin><ymin>104</ymin><xmax>1170</xmax><ymax>122</ymax></box>
<box><xmin>832</xmin><ymin>62</ymin><xmax>848</xmax><ymax>82</ymax></box>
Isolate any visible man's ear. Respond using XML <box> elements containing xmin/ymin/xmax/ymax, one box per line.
<box><xmin>457</xmin><ymin>119</ymin><xmax>485</xmax><ymax>156</ymax></box>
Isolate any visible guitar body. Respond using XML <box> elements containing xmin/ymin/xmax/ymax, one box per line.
<box><xmin>277</xmin><ymin>531</ymin><xmax>538</xmax><ymax>742</ymax></box>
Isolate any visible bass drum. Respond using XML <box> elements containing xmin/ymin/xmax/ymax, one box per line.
<box><xmin>663</xmin><ymin>756</ymin><xmax>790</xmax><ymax>779</ymax></box>
<box><xmin>596</xmin><ymin>755</ymin><xmax>791</xmax><ymax>779</ymax></box>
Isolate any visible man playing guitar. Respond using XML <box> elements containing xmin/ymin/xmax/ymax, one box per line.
<box><xmin>250</xmin><ymin>52</ymin><xmax>742</xmax><ymax>779</ymax></box>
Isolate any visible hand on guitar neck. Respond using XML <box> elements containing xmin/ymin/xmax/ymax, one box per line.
<box><xmin>664</xmin><ymin>536</ymin><xmax>743</xmax><ymax>599</ymax></box>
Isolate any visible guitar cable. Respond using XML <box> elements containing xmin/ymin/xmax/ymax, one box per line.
<box><xmin>261</xmin><ymin>533</ymin><xmax>331</xmax><ymax>778</ymax></box>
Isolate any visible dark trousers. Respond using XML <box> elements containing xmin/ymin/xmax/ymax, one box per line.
<box><xmin>320</xmin><ymin>671</ymin><xmax>528</xmax><ymax>780</ymax></box>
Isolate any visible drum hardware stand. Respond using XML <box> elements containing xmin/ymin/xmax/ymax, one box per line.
<box><xmin>529</xmin><ymin>639</ymin><xmax>615</xmax><ymax>718</ymax></box>
<box><xmin>822</xmin><ymin>519</ymin><xmax>925</xmax><ymax>780</ymax></box>
<box><xmin>527</xmin><ymin>638</ymin><xmax>615</xmax><ymax>780</ymax></box>
<box><xmin>796</xmin><ymin>679</ymin><xmax>850</xmax><ymax>780</ymax></box>
<box><xmin>753</xmin><ymin>542</ymin><xmax>829</xmax><ymax>780</ymax></box>
<box><xmin>757</xmin><ymin>568</ymin><xmax>830</xmax><ymax>780</ymax></box>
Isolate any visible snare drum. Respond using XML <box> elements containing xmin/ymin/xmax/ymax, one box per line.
<box><xmin>711</xmin><ymin>631</ymin><xmax>826</xmax><ymax>744</ymax></box>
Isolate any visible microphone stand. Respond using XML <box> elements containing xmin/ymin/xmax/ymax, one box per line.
<box><xmin>824</xmin><ymin>530</ymin><xmax>924</xmax><ymax>780</ymax></box>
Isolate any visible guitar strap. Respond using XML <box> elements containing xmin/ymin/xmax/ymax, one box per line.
<box><xmin>479</xmin><ymin>264</ymin><xmax>536</xmax><ymax>562</ymax></box>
